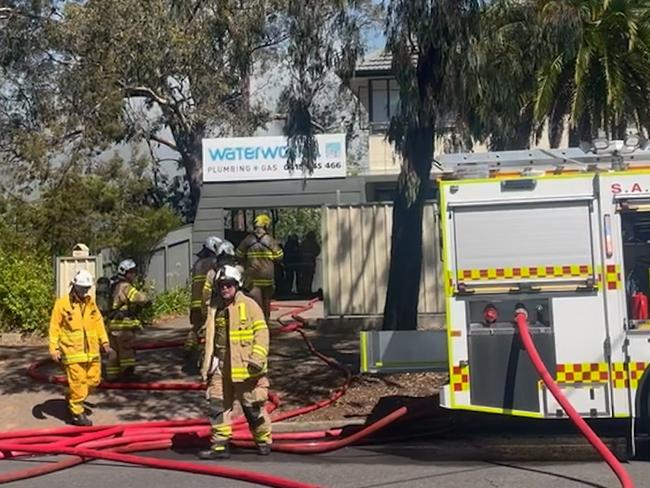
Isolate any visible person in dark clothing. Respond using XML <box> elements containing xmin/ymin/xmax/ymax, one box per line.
<box><xmin>297</xmin><ymin>231</ymin><xmax>320</xmax><ymax>296</ymax></box>
<box><xmin>283</xmin><ymin>235</ymin><xmax>300</xmax><ymax>296</ymax></box>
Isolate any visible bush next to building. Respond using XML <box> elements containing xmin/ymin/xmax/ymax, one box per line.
<box><xmin>0</xmin><ymin>249</ymin><xmax>54</xmax><ymax>334</ymax></box>
<box><xmin>152</xmin><ymin>286</ymin><xmax>190</xmax><ymax>319</ymax></box>
<box><xmin>138</xmin><ymin>286</ymin><xmax>190</xmax><ymax>324</ymax></box>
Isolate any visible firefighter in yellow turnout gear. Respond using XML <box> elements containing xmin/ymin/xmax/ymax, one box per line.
<box><xmin>236</xmin><ymin>214</ymin><xmax>283</xmax><ymax>320</ymax></box>
<box><xmin>184</xmin><ymin>236</ymin><xmax>221</xmax><ymax>356</ymax></box>
<box><xmin>199</xmin><ymin>265</ymin><xmax>271</xmax><ymax>459</ymax></box>
<box><xmin>106</xmin><ymin>259</ymin><xmax>150</xmax><ymax>380</ymax></box>
<box><xmin>49</xmin><ymin>270</ymin><xmax>114</xmax><ymax>426</ymax></box>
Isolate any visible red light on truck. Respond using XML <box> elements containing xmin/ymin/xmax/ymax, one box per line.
<box><xmin>483</xmin><ymin>304</ymin><xmax>498</xmax><ymax>325</ymax></box>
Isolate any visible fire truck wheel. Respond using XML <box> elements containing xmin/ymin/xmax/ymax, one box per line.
<box><xmin>636</xmin><ymin>372</ymin><xmax>650</xmax><ymax>434</ymax></box>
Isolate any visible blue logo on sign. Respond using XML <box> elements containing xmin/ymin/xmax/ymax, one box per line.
<box><xmin>325</xmin><ymin>142</ymin><xmax>341</xmax><ymax>158</ymax></box>
<box><xmin>208</xmin><ymin>145</ymin><xmax>288</xmax><ymax>162</ymax></box>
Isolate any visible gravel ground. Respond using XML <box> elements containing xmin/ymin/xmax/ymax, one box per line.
<box><xmin>285</xmin><ymin>372</ymin><xmax>448</xmax><ymax>422</ymax></box>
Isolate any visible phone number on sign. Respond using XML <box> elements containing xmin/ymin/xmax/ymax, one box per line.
<box><xmin>283</xmin><ymin>161</ymin><xmax>342</xmax><ymax>171</ymax></box>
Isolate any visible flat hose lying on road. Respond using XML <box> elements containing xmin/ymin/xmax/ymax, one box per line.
<box><xmin>0</xmin><ymin>300</ymin><xmax>428</xmax><ymax>487</ymax></box>
<box><xmin>0</xmin><ymin>439</ymin><xmax>321</xmax><ymax>488</ymax></box>
<box><xmin>514</xmin><ymin>308</ymin><xmax>635</xmax><ymax>488</ymax></box>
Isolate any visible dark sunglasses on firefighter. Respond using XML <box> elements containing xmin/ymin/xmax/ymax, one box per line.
<box><xmin>217</xmin><ymin>280</ymin><xmax>237</xmax><ymax>289</ymax></box>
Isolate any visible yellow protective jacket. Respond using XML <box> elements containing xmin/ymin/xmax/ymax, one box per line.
<box><xmin>190</xmin><ymin>255</ymin><xmax>217</xmax><ymax>312</ymax></box>
<box><xmin>109</xmin><ymin>280</ymin><xmax>149</xmax><ymax>330</ymax></box>
<box><xmin>49</xmin><ymin>293</ymin><xmax>109</xmax><ymax>365</ymax></box>
<box><xmin>201</xmin><ymin>291</ymin><xmax>269</xmax><ymax>382</ymax></box>
<box><xmin>236</xmin><ymin>229</ymin><xmax>283</xmax><ymax>288</ymax></box>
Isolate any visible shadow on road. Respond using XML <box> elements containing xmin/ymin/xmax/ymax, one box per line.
<box><xmin>489</xmin><ymin>462</ymin><xmax>609</xmax><ymax>488</ymax></box>
<box><xmin>32</xmin><ymin>398</ymin><xmax>69</xmax><ymax>423</ymax></box>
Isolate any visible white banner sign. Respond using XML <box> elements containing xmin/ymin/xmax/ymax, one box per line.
<box><xmin>202</xmin><ymin>133</ymin><xmax>346</xmax><ymax>183</ymax></box>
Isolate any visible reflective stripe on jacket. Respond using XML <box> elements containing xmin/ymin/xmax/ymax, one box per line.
<box><xmin>49</xmin><ymin>293</ymin><xmax>109</xmax><ymax>365</ymax></box>
<box><xmin>109</xmin><ymin>280</ymin><xmax>149</xmax><ymax>330</ymax></box>
<box><xmin>190</xmin><ymin>256</ymin><xmax>217</xmax><ymax>312</ymax></box>
<box><xmin>201</xmin><ymin>291</ymin><xmax>269</xmax><ymax>382</ymax></box>
<box><xmin>236</xmin><ymin>230</ymin><xmax>283</xmax><ymax>287</ymax></box>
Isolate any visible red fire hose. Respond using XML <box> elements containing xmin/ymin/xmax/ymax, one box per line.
<box><xmin>0</xmin><ymin>430</ymin><xmax>174</xmax><ymax>484</ymax></box>
<box><xmin>0</xmin><ymin>299</ymin><xmax>423</xmax><ymax>487</ymax></box>
<box><xmin>27</xmin><ymin>359</ymin><xmax>205</xmax><ymax>391</ymax></box>
<box><xmin>0</xmin><ymin>441</ymin><xmax>321</xmax><ymax>488</ymax></box>
<box><xmin>233</xmin><ymin>406</ymin><xmax>408</xmax><ymax>453</ymax></box>
<box><xmin>0</xmin><ymin>419</ymin><xmax>206</xmax><ymax>440</ymax></box>
<box><xmin>514</xmin><ymin>309</ymin><xmax>635</xmax><ymax>488</ymax></box>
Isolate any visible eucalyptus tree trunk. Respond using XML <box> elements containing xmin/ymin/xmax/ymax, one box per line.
<box><xmin>383</xmin><ymin>128</ymin><xmax>433</xmax><ymax>330</ymax></box>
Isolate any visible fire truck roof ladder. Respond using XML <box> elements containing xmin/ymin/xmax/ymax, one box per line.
<box><xmin>436</xmin><ymin>145</ymin><xmax>650</xmax><ymax>180</ymax></box>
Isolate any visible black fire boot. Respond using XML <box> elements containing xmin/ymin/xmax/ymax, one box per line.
<box><xmin>121</xmin><ymin>366</ymin><xmax>139</xmax><ymax>382</ymax></box>
<box><xmin>70</xmin><ymin>413</ymin><xmax>93</xmax><ymax>426</ymax></box>
<box><xmin>198</xmin><ymin>444</ymin><xmax>231</xmax><ymax>460</ymax></box>
<box><xmin>256</xmin><ymin>443</ymin><xmax>271</xmax><ymax>456</ymax></box>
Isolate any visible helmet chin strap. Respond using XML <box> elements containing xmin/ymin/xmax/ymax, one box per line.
<box><xmin>73</xmin><ymin>286</ymin><xmax>89</xmax><ymax>299</ymax></box>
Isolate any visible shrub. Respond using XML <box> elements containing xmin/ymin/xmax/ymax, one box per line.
<box><xmin>0</xmin><ymin>249</ymin><xmax>54</xmax><ymax>333</ymax></box>
<box><xmin>275</xmin><ymin>208</ymin><xmax>322</xmax><ymax>243</ymax></box>
<box><xmin>143</xmin><ymin>286</ymin><xmax>190</xmax><ymax>322</ymax></box>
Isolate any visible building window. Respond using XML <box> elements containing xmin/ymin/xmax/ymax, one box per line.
<box><xmin>369</xmin><ymin>79</ymin><xmax>399</xmax><ymax>131</ymax></box>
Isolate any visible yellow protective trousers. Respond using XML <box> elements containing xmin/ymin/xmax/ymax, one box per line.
<box><xmin>208</xmin><ymin>373</ymin><xmax>272</xmax><ymax>446</ymax></box>
<box><xmin>106</xmin><ymin>329</ymin><xmax>136</xmax><ymax>379</ymax></box>
<box><xmin>65</xmin><ymin>361</ymin><xmax>101</xmax><ymax>415</ymax></box>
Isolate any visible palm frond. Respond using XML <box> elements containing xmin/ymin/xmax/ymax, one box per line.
<box><xmin>570</xmin><ymin>41</ymin><xmax>592</xmax><ymax>121</ymax></box>
<box><xmin>534</xmin><ymin>53</ymin><xmax>565</xmax><ymax>121</ymax></box>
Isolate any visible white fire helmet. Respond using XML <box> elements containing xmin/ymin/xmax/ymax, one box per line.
<box><xmin>215</xmin><ymin>265</ymin><xmax>243</xmax><ymax>287</ymax></box>
<box><xmin>72</xmin><ymin>269</ymin><xmax>94</xmax><ymax>288</ymax></box>
<box><xmin>204</xmin><ymin>236</ymin><xmax>223</xmax><ymax>255</ymax></box>
<box><xmin>117</xmin><ymin>259</ymin><xmax>137</xmax><ymax>276</ymax></box>
<box><xmin>217</xmin><ymin>240</ymin><xmax>235</xmax><ymax>257</ymax></box>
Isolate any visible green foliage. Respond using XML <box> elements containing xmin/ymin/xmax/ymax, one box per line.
<box><xmin>0</xmin><ymin>0</ymin><xmax>289</xmax><ymax>219</ymax></box>
<box><xmin>534</xmin><ymin>0</ymin><xmax>650</xmax><ymax>140</ymax></box>
<box><xmin>139</xmin><ymin>287</ymin><xmax>190</xmax><ymax>323</ymax></box>
<box><xmin>8</xmin><ymin>0</ymin><xmax>288</xmax><ymax>218</ymax></box>
<box><xmin>460</xmin><ymin>0</ymin><xmax>543</xmax><ymax>150</ymax></box>
<box><xmin>0</xmin><ymin>247</ymin><xmax>54</xmax><ymax>333</ymax></box>
<box><xmin>111</xmin><ymin>207</ymin><xmax>180</xmax><ymax>271</ymax></box>
<box><xmin>4</xmin><ymin>154</ymin><xmax>180</xmax><ymax>260</ymax></box>
<box><xmin>274</xmin><ymin>208</ymin><xmax>321</xmax><ymax>243</ymax></box>
<box><xmin>0</xmin><ymin>152</ymin><xmax>180</xmax><ymax>333</ymax></box>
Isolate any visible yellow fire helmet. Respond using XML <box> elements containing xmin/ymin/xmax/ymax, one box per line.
<box><xmin>254</xmin><ymin>214</ymin><xmax>271</xmax><ymax>228</ymax></box>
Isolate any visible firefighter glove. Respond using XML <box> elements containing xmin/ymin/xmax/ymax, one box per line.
<box><xmin>101</xmin><ymin>343</ymin><xmax>116</xmax><ymax>361</ymax></box>
<box><xmin>247</xmin><ymin>358</ymin><xmax>264</xmax><ymax>374</ymax></box>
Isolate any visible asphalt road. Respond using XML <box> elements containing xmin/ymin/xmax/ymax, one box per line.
<box><xmin>1</xmin><ymin>443</ymin><xmax>649</xmax><ymax>488</ymax></box>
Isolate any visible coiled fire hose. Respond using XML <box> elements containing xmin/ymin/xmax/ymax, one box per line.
<box><xmin>514</xmin><ymin>307</ymin><xmax>634</xmax><ymax>488</ymax></box>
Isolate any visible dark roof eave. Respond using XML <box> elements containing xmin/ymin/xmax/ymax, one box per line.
<box><xmin>350</xmin><ymin>68</ymin><xmax>395</xmax><ymax>80</ymax></box>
